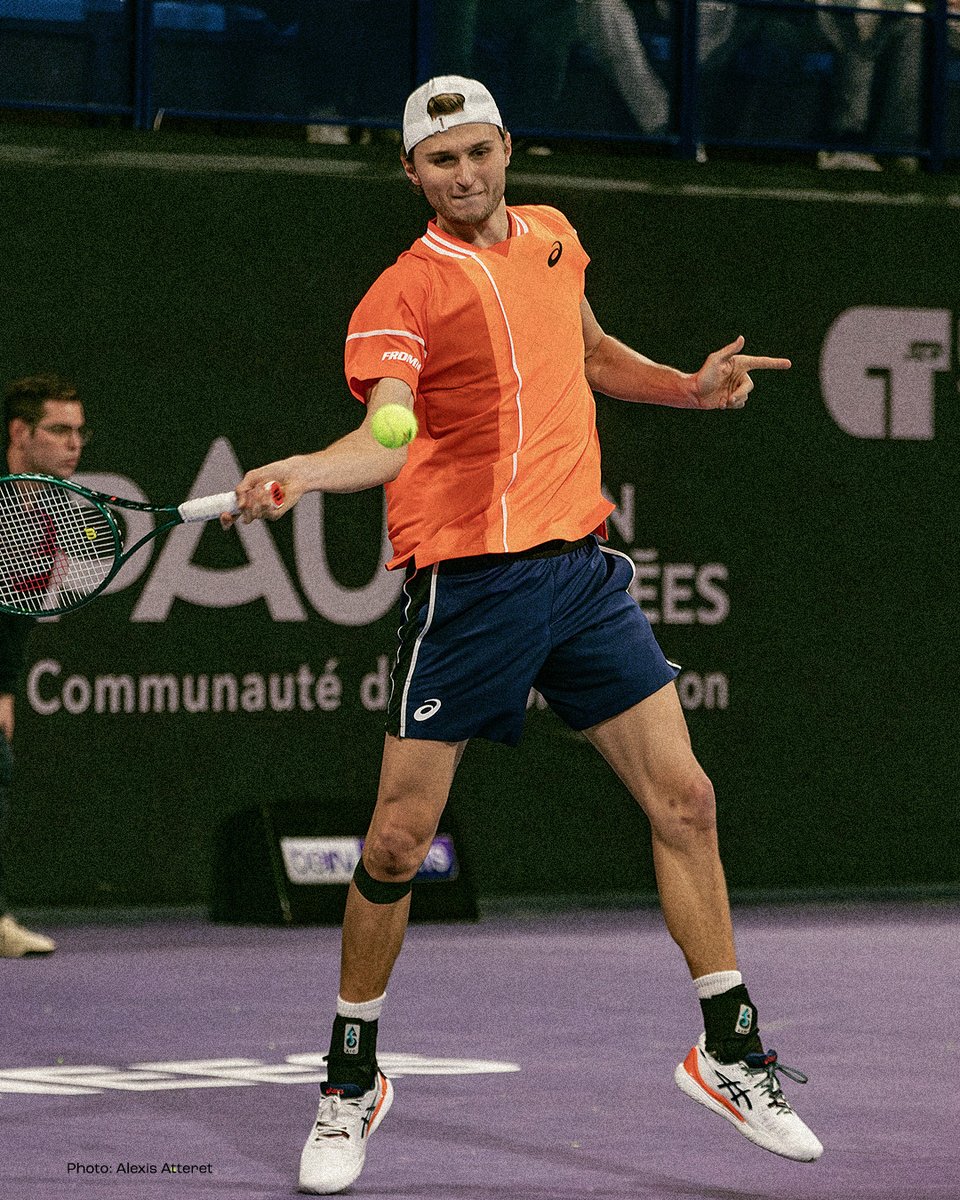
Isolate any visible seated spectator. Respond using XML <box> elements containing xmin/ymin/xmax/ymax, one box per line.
<box><xmin>815</xmin><ymin>0</ymin><xmax>924</xmax><ymax>170</ymax></box>
<box><xmin>577</xmin><ymin>1</ymin><xmax>750</xmax><ymax>154</ymax></box>
<box><xmin>577</xmin><ymin>0</ymin><xmax>671</xmax><ymax>138</ymax></box>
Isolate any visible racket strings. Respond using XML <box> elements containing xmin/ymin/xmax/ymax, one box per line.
<box><xmin>0</xmin><ymin>481</ymin><xmax>118</xmax><ymax>614</ymax></box>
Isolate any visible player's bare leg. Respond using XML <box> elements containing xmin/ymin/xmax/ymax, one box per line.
<box><xmin>300</xmin><ymin>734</ymin><xmax>466</xmax><ymax>1195</ymax></box>
<box><xmin>583</xmin><ymin>683</ymin><xmax>735</xmax><ymax>976</ymax></box>
<box><xmin>584</xmin><ymin>684</ymin><xmax>822</xmax><ymax>1162</ymax></box>
<box><xmin>339</xmin><ymin>734</ymin><xmax>467</xmax><ymax>1001</ymax></box>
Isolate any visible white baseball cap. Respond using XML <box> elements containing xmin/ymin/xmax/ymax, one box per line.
<box><xmin>402</xmin><ymin>75</ymin><xmax>503</xmax><ymax>155</ymax></box>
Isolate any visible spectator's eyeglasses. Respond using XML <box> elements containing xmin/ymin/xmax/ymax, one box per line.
<box><xmin>34</xmin><ymin>422</ymin><xmax>92</xmax><ymax>446</ymax></box>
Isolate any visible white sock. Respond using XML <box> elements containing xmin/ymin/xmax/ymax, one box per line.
<box><xmin>694</xmin><ymin>970</ymin><xmax>743</xmax><ymax>1001</ymax></box>
<box><xmin>336</xmin><ymin>993</ymin><xmax>386</xmax><ymax>1022</ymax></box>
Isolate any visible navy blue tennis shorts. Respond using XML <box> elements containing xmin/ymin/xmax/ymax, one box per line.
<box><xmin>386</xmin><ymin>536</ymin><xmax>679</xmax><ymax>746</ymax></box>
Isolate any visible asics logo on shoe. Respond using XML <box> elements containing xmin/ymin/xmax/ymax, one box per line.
<box><xmin>713</xmin><ymin>1070</ymin><xmax>753</xmax><ymax>1111</ymax></box>
<box><xmin>344</xmin><ymin>1023</ymin><xmax>360</xmax><ymax>1055</ymax></box>
<box><xmin>413</xmin><ymin>698</ymin><xmax>442</xmax><ymax>721</ymax></box>
<box><xmin>736</xmin><ymin>1003</ymin><xmax>754</xmax><ymax>1033</ymax></box>
<box><xmin>360</xmin><ymin>1094</ymin><xmax>380</xmax><ymax>1136</ymax></box>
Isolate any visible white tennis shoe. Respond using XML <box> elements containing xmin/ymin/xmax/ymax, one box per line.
<box><xmin>675</xmin><ymin>1034</ymin><xmax>823</xmax><ymax>1162</ymax></box>
<box><xmin>298</xmin><ymin>1071</ymin><xmax>393</xmax><ymax>1194</ymax></box>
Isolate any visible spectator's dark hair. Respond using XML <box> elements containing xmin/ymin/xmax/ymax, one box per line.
<box><xmin>3</xmin><ymin>374</ymin><xmax>80</xmax><ymax>442</ymax></box>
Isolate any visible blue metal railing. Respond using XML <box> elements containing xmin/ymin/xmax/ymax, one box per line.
<box><xmin>0</xmin><ymin>0</ymin><xmax>956</xmax><ymax>169</ymax></box>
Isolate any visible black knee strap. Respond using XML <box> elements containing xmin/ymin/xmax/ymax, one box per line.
<box><xmin>353</xmin><ymin>856</ymin><xmax>414</xmax><ymax>904</ymax></box>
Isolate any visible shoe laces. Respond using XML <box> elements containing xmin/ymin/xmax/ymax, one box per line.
<box><xmin>312</xmin><ymin>1092</ymin><xmax>362</xmax><ymax>1141</ymax></box>
<box><xmin>743</xmin><ymin>1050</ymin><xmax>809</xmax><ymax>1113</ymax></box>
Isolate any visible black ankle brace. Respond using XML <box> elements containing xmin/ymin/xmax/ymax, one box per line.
<box><xmin>325</xmin><ymin>1014</ymin><xmax>379</xmax><ymax>1089</ymax></box>
<box><xmin>700</xmin><ymin>983</ymin><xmax>763</xmax><ymax>1062</ymax></box>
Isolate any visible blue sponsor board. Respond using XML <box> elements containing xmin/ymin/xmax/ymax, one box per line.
<box><xmin>280</xmin><ymin>834</ymin><xmax>459</xmax><ymax>886</ymax></box>
<box><xmin>212</xmin><ymin>801</ymin><xmax>477</xmax><ymax>924</ymax></box>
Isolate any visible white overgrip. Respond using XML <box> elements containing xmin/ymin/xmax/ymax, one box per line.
<box><xmin>177</xmin><ymin>490</ymin><xmax>239</xmax><ymax>523</ymax></box>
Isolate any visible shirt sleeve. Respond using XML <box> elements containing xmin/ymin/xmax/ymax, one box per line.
<box><xmin>344</xmin><ymin>257</ymin><xmax>430</xmax><ymax>405</ymax></box>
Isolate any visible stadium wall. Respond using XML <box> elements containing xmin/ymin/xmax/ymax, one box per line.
<box><xmin>1</xmin><ymin>128</ymin><xmax>957</xmax><ymax>909</ymax></box>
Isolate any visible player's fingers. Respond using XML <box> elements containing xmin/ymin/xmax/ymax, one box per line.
<box><xmin>730</xmin><ymin>378</ymin><xmax>754</xmax><ymax>407</ymax></box>
<box><xmin>252</xmin><ymin>480</ymin><xmax>286</xmax><ymax>521</ymax></box>
<box><xmin>232</xmin><ymin>491</ymin><xmax>262</xmax><ymax>524</ymax></box>
<box><xmin>737</xmin><ymin>355</ymin><xmax>792</xmax><ymax>371</ymax></box>
<box><xmin>714</xmin><ymin>335</ymin><xmax>746</xmax><ymax>362</ymax></box>
<box><xmin>232</xmin><ymin>477</ymin><xmax>285</xmax><ymax>523</ymax></box>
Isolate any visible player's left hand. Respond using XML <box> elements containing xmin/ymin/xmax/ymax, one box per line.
<box><xmin>693</xmin><ymin>336</ymin><xmax>791</xmax><ymax>411</ymax></box>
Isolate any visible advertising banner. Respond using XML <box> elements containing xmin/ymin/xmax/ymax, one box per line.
<box><xmin>0</xmin><ymin>136</ymin><xmax>956</xmax><ymax>904</ymax></box>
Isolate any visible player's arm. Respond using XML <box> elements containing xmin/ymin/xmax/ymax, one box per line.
<box><xmin>580</xmin><ymin>296</ymin><xmax>790</xmax><ymax>411</ymax></box>
<box><xmin>227</xmin><ymin>378</ymin><xmax>413</xmax><ymax>525</ymax></box>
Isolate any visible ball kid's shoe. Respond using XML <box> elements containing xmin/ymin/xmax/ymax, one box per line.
<box><xmin>299</xmin><ymin>1070</ymin><xmax>393</xmax><ymax>1194</ymax></box>
<box><xmin>675</xmin><ymin>1033</ymin><xmax>823</xmax><ymax>1162</ymax></box>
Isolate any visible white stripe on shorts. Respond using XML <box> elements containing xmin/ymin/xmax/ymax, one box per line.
<box><xmin>398</xmin><ymin>565</ymin><xmax>440</xmax><ymax>738</ymax></box>
<box><xmin>598</xmin><ymin>544</ymin><xmax>637</xmax><ymax>587</ymax></box>
<box><xmin>601</xmin><ymin>545</ymin><xmax>681</xmax><ymax>673</ymax></box>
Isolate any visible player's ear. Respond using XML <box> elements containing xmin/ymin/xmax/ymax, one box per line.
<box><xmin>502</xmin><ymin>130</ymin><xmax>512</xmax><ymax>168</ymax></box>
<box><xmin>401</xmin><ymin>150</ymin><xmax>421</xmax><ymax>191</ymax></box>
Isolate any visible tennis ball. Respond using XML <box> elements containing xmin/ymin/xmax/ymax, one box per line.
<box><xmin>371</xmin><ymin>404</ymin><xmax>418</xmax><ymax>449</ymax></box>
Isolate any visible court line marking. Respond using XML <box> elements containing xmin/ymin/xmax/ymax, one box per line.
<box><xmin>0</xmin><ymin>1051</ymin><xmax>520</xmax><ymax>1096</ymax></box>
<box><xmin>1</xmin><ymin>141</ymin><xmax>959</xmax><ymax>207</ymax></box>
<box><xmin>0</xmin><ymin>143</ymin><xmax>369</xmax><ymax>177</ymax></box>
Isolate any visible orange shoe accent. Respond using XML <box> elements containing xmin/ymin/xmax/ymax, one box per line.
<box><xmin>683</xmin><ymin>1046</ymin><xmax>746</xmax><ymax>1123</ymax></box>
<box><xmin>368</xmin><ymin>1076</ymin><xmax>389</xmax><ymax>1129</ymax></box>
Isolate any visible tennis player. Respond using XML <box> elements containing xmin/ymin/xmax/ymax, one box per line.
<box><xmin>230</xmin><ymin>76</ymin><xmax>823</xmax><ymax>1192</ymax></box>
<box><xmin>0</xmin><ymin>374</ymin><xmax>88</xmax><ymax>957</ymax></box>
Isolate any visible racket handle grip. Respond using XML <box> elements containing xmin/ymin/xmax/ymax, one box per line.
<box><xmin>177</xmin><ymin>491</ymin><xmax>239</xmax><ymax>522</ymax></box>
<box><xmin>177</xmin><ymin>482</ymin><xmax>285</xmax><ymax>523</ymax></box>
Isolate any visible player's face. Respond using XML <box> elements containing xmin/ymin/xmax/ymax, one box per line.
<box><xmin>17</xmin><ymin>400</ymin><xmax>87</xmax><ymax>478</ymax></box>
<box><xmin>405</xmin><ymin>124</ymin><xmax>512</xmax><ymax>239</ymax></box>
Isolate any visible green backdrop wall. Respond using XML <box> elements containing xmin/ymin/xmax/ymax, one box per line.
<box><xmin>1</xmin><ymin>128</ymin><xmax>957</xmax><ymax>908</ymax></box>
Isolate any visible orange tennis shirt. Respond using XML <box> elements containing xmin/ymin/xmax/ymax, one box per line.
<box><xmin>344</xmin><ymin>204</ymin><xmax>613</xmax><ymax>569</ymax></box>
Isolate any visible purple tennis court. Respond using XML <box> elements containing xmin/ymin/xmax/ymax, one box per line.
<box><xmin>1</xmin><ymin>901</ymin><xmax>955</xmax><ymax>1200</ymax></box>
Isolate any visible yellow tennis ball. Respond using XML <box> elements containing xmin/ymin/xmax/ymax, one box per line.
<box><xmin>371</xmin><ymin>404</ymin><xmax>418</xmax><ymax>449</ymax></box>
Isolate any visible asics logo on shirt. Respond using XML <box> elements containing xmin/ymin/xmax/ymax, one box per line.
<box><xmin>413</xmin><ymin>699</ymin><xmax>442</xmax><ymax>721</ymax></box>
<box><xmin>547</xmin><ymin>241</ymin><xmax>563</xmax><ymax>267</ymax></box>
<box><xmin>381</xmin><ymin>349</ymin><xmax>423</xmax><ymax>371</ymax></box>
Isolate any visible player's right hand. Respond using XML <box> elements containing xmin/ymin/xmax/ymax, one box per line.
<box><xmin>223</xmin><ymin>464</ymin><xmax>295</xmax><ymax>527</ymax></box>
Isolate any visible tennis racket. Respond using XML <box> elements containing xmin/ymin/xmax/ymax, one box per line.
<box><xmin>0</xmin><ymin>473</ymin><xmax>283</xmax><ymax>617</ymax></box>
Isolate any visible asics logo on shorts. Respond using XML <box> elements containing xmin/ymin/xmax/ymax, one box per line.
<box><xmin>413</xmin><ymin>699</ymin><xmax>442</xmax><ymax>721</ymax></box>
